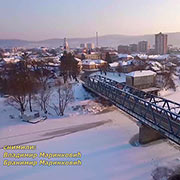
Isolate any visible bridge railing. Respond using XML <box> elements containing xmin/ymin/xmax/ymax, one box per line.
<box><xmin>92</xmin><ymin>75</ymin><xmax>180</xmax><ymax>114</ymax></box>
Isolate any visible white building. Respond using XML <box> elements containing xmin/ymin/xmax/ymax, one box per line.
<box><xmin>80</xmin><ymin>43</ymin><xmax>87</xmax><ymax>49</ymax></box>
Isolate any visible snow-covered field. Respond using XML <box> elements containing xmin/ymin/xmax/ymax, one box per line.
<box><xmin>0</xmin><ymin>109</ymin><xmax>180</xmax><ymax>180</ymax></box>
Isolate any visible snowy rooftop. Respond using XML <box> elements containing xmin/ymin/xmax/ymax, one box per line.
<box><xmin>82</xmin><ymin>59</ymin><xmax>96</xmax><ymax>65</ymax></box>
<box><xmin>48</xmin><ymin>62</ymin><xmax>60</xmax><ymax>66</ymax></box>
<box><xmin>109</xmin><ymin>51</ymin><xmax>118</xmax><ymax>55</ymax></box>
<box><xmin>118</xmin><ymin>53</ymin><xmax>169</xmax><ymax>60</ymax></box>
<box><xmin>82</xmin><ymin>59</ymin><xmax>106</xmax><ymax>65</ymax></box>
<box><xmin>119</xmin><ymin>60</ymin><xmax>133</xmax><ymax>66</ymax></box>
<box><xmin>75</xmin><ymin>57</ymin><xmax>81</xmax><ymax>62</ymax></box>
<box><xmin>118</xmin><ymin>54</ymin><xmax>134</xmax><ymax>59</ymax></box>
<box><xmin>132</xmin><ymin>54</ymin><xmax>148</xmax><ymax>59</ymax></box>
<box><xmin>3</xmin><ymin>57</ymin><xmax>20</xmax><ymax>63</ymax></box>
<box><xmin>126</xmin><ymin>70</ymin><xmax>156</xmax><ymax>77</ymax></box>
<box><xmin>109</xmin><ymin>62</ymin><xmax>119</xmax><ymax>68</ymax></box>
<box><xmin>93</xmin><ymin>59</ymin><xmax>106</xmax><ymax>64</ymax></box>
<box><xmin>151</xmin><ymin>66</ymin><xmax>161</xmax><ymax>71</ymax></box>
<box><xmin>148</xmin><ymin>61</ymin><xmax>162</xmax><ymax>68</ymax></box>
<box><xmin>148</xmin><ymin>54</ymin><xmax>169</xmax><ymax>60</ymax></box>
<box><xmin>131</xmin><ymin>54</ymin><xmax>169</xmax><ymax>60</ymax></box>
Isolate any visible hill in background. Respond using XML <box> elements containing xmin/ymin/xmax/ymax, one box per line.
<box><xmin>1</xmin><ymin>32</ymin><xmax>180</xmax><ymax>49</ymax></box>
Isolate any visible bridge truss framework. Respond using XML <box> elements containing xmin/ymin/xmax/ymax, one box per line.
<box><xmin>84</xmin><ymin>75</ymin><xmax>180</xmax><ymax>145</ymax></box>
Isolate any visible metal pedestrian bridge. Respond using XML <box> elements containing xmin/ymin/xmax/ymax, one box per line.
<box><xmin>83</xmin><ymin>75</ymin><xmax>180</xmax><ymax>145</ymax></box>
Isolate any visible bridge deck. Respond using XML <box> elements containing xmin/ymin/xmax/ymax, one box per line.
<box><xmin>84</xmin><ymin>75</ymin><xmax>180</xmax><ymax>145</ymax></box>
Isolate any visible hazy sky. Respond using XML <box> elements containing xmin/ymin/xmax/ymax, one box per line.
<box><xmin>0</xmin><ymin>0</ymin><xmax>180</xmax><ymax>40</ymax></box>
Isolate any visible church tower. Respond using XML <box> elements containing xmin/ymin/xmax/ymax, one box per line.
<box><xmin>63</xmin><ymin>38</ymin><xmax>69</xmax><ymax>51</ymax></box>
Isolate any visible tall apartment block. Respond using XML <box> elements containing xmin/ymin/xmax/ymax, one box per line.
<box><xmin>155</xmin><ymin>32</ymin><xmax>168</xmax><ymax>55</ymax></box>
<box><xmin>138</xmin><ymin>41</ymin><xmax>150</xmax><ymax>53</ymax></box>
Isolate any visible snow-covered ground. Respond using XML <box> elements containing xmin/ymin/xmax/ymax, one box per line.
<box><xmin>0</xmin><ymin>109</ymin><xmax>180</xmax><ymax>180</ymax></box>
<box><xmin>159</xmin><ymin>71</ymin><xmax>180</xmax><ymax>103</ymax></box>
<box><xmin>160</xmin><ymin>87</ymin><xmax>180</xmax><ymax>103</ymax></box>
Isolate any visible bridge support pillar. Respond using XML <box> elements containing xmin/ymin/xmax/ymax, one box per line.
<box><xmin>138</xmin><ymin>123</ymin><xmax>165</xmax><ymax>144</ymax></box>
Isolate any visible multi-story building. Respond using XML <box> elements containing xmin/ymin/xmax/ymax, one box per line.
<box><xmin>87</xmin><ymin>43</ymin><xmax>95</xmax><ymax>50</ymax></box>
<box><xmin>101</xmin><ymin>52</ymin><xmax>119</xmax><ymax>62</ymax></box>
<box><xmin>118</xmin><ymin>45</ymin><xmax>129</xmax><ymax>54</ymax></box>
<box><xmin>148</xmin><ymin>48</ymin><xmax>156</xmax><ymax>55</ymax></box>
<box><xmin>80</xmin><ymin>43</ymin><xmax>87</xmax><ymax>49</ymax></box>
<box><xmin>138</xmin><ymin>41</ymin><xmax>150</xmax><ymax>53</ymax></box>
<box><xmin>75</xmin><ymin>52</ymin><xmax>101</xmax><ymax>60</ymax></box>
<box><xmin>85</xmin><ymin>53</ymin><xmax>101</xmax><ymax>60</ymax></box>
<box><xmin>129</xmin><ymin>44</ymin><xmax>138</xmax><ymax>53</ymax></box>
<box><xmin>155</xmin><ymin>32</ymin><xmax>168</xmax><ymax>55</ymax></box>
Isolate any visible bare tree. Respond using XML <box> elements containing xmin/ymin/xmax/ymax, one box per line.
<box><xmin>36</xmin><ymin>86</ymin><xmax>52</xmax><ymax>114</ymax></box>
<box><xmin>30</xmin><ymin>59</ymin><xmax>55</xmax><ymax>114</ymax></box>
<box><xmin>6</xmin><ymin>95</ymin><xmax>28</xmax><ymax>116</ymax></box>
<box><xmin>21</xmin><ymin>53</ymin><xmax>35</xmax><ymax>112</ymax></box>
<box><xmin>50</xmin><ymin>81</ymin><xmax>74</xmax><ymax>116</ymax></box>
<box><xmin>3</xmin><ymin>65</ymin><xmax>32</xmax><ymax>116</ymax></box>
<box><xmin>0</xmin><ymin>60</ymin><xmax>40</xmax><ymax>116</ymax></box>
